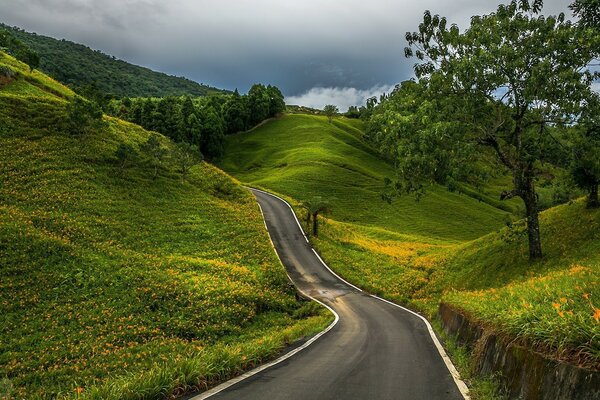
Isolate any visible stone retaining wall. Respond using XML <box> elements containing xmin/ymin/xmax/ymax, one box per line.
<box><xmin>438</xmin><ymin>303</ymin><xmax>600</xmax><ymax>400</ymax></box>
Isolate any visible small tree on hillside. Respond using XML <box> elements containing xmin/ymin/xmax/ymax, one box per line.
<box><xmin>140</xmin><ymin>133</ymin><xmax>168</xmax><ymax>179</ymax></box>
<box><xmin>323</xmin><ymin>104</ymin><xmax>339</xmax><ymax>123</ymax></box>
<box><xmin>114</xmin><ymin>143</ymin><xmax>137</xmax><ymax>171</ymax></box>
<box><xmin>302</xmin><ymin>197</ymin><xmax>330</xmax><ymax>237</ymax></box>
<box><xmin>172</xmin><ymin>142</ymin><xmax>202</xmax><ymax>180</ymax></box>
<box><xmin>66</xmin><ymin>96</ymin><xmax>106</xmax><ymax>135</ymax></box>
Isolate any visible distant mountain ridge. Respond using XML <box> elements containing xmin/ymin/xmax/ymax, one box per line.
<box><xmin>1</xmin><ymin>23</ymin><xmax>227</xmax><ymax>98</ymax></box>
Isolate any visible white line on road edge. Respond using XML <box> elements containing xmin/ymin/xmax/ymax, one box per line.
<box><xmin>250</xmin><ymin>187</ymin><xmax>471</xmax><ymax>400</ymax></box>
<box><xmin>190</xmin><ymin>190</ymin><xmax>340</xmax><ymax>400</ymax></box>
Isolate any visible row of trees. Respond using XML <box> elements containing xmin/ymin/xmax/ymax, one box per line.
<box><xmin>366</xmin><ymin>0</ymin><xmax>600</xmax><ymax>260</ymax></box>
<box><xmin>114</xmin><ymin>134</ymin><xmax>201</xmax><ymax>181</ymax></box>
<box><xmin>107</xmin><ymin>84</ymin><xmax>285</xmax><ymax>159</ymax></box>
<box><xmin>0</xmin><ymin>28</ymin><xmax>39</xmax><ymax>71</ymax></box>
<box><xmin>115</xmin><ymin>135</ymin><xmax>201</xmax><ymax>180</ymax></box>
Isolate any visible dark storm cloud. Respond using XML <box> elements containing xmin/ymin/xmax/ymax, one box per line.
<box><xmin>0</xmin><ymin>0</ymin><xmax>573</xmax><ymax>108</ymax></box>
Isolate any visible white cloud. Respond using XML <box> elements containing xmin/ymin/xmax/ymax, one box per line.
<box><xmin>286</xmin><ymin>84</ymin><xmax>396</xmax><ymax>112</ymax></box>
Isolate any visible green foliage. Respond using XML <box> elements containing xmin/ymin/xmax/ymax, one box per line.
<box><xmin>66</xmin><ymin>96</ymin><xmax>106</xmax><ymax>135</ymax></box>
<box><xmin>223</xmin><ymin>89</ymin><xmax>249</xmax><ymax>133</ymax></box>
<box><xmin>220</xmin><ymin>114</ymin><xmax>508</xmax><ymax>242</ymax></box>
<box><xmin>398</xmin><ymin>0</ymin><xmax>600</xmax><ymax>259</ymax></box>
<box><xmin>173</xmin><ymin>141</ymin><xmax>202</xmax><ymax>179</ymax></box>
<box><xmin>344</xmin><ymin>106</ymin><xmax>361</xmax><ymax>119</ymax></box>
<box><xmin>140</xmin><ymin>133</ymin><xmax>168</xmax><ymax>179</ymax></box>
<box><xmin>0</xmin><ymin>58</ymin><xmax>331</xmax><ymax>398</ymax></box>
<box><xmin>570</xmin><ymin>96</ymin><xmax>600</xmax><ymax>208</ymax></box>
<box><xmin>200</xmin><ymin>107</ymin><xmax>225</xmax><ymax>160</ymax></box>
<box><xmin>247</xmin><ymin>84</ymin><xmax>285</xmax><ymax>126</ymax></box>
<box><xmin>220</xmin><ymin>112</ymin><xmax>600</xmax><ymax>371</ymax></box>
<box><xmin>301</xmin><ymin>196</ymin><xmax>330</xmax><ymax>236</ymax></box>
<box><xmin>368</xmin><ymin>80</ymin><xmax>480</xmax><ymax>200</ymax></box>
<box><xmin>114</xmin><ymin>143</ymin><xmax>137</xmax><ymax>170</ymax></box>
<box><xmin>323</xmin><ymin>104</ymin><xmax>339</xmax><ymax>123</ymax></box>
<box><xmin>108</xmin><ymin>84</ymin><xmax>285</xmax><ymax>159</ymax></box>
<box><xmin>1</xmin><ymin>24</ymin><xmax>225</xmax><ymax>98</ymax></box>
<box><xmin>0</xmin><ymin>28</ymin><xmax>39</xmax><ymax>71</ymax></box>
<box><xmin>570</xmin><ymin>0</ymin><xmax>600</xmax><ymax>28</ymax></box>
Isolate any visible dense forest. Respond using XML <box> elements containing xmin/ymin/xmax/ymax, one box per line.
<box><xmin>107</xmin><ymin>84</ymin><xmax>286</xmax><ymax>159</ymax></box>
<box><xmin>1</xmin><ymin>24</ymin><xmax>226</xmax><ymax>98</ymax></box>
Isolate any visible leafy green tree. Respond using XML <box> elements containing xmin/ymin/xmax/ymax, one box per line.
<box><xmin>267</xmin><ymin>85</ymin><xmax>286</xmax><ymax>116</ymax></box>
<box><xmin>345</xmin><ymin>106</ymin><xmax>361</xmax><ymax>119</ymax></box>
<box><xmin>200</xmin><ymin>107</ymin><xmax>225</xmax><ymax>159</ymax></box>
<box><xmin>247</xmin><ymin>84</ymin><xmax>271</xmax><ymax>126</ymax></box>
<box><xmin>140</xmin><ymin>133</ymin><xmax>168</xmax><ymax>179</ymax></box>
<box><xmin>302</xmin><ymin>197</ymin><xmax>330</xmax><ymax>237</ymax></box>
<box><xmin>172</xmin><ymin>142</ymin><xmax>202</xmax><ymax>180</ymax></box>
<box><xmin>186</xmin><ymin>113</ymin><xmax>202</xmax><ymax>145</ymax></box>
<box><xmin>367</xmin><ymin>80</ymin><xmax>477</xmax><ymax>199</ymax></box>
<box><xmin>66</xmin><ymin>96</ymin><xmax>105</xmax><ymax>135</ymax></box>
<box><xmin>141</xmin><ymin>99</ymin><xmax>156</xmax><ymax>130</ymax></box>
<box><xmin>114</xmin><ymin>143</ymin><xmax>137</xmax><ymax>171</ymax></box>
<box><xmin>323</xmin><ymin>105</ymin><xmax>339</xmax><ymax>123</ymax></box>
<box><xmin>223</xmin><ymin>89</ymin><xmax>248</xmax><ymax>133</ymax></box>
<box><xmin>0</xmin><ymin>29</ymin><xmax>39</xmax><ymax>71</ymax></box>
<box><xmin>570</xmin><ymin>0</ymin><xmax>600</xmax><ymax>28</ymax></box>
<box><xmin>402</xmin><ymin>0</ymin><xmax>600</xmax><ymax>260</ymax></box>
<box><xmin>571</xmin><ymin>97</ymin><xmax>600</xmax><ymax>208</ymax></box>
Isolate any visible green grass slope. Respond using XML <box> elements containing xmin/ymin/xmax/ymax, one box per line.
<box><xmin>2</xmin><ymin>24</ymin><xmax>226</xmax><ymax>98</ymax></box>
<box><xmin>0</xmin><ymin>52</ymin><xmax>330</xmax><ymax>399</ymax></box>
<box><xmin>220</xmin><ymin>113</ymin><xmax>599</xmax><ymax>373</ymax></box>
<box><xmin>220</xmin><ymin>114</ymin><xmax>509</xmax><ymax>242</ymax></box>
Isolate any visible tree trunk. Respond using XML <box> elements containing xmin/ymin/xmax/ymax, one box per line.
<box><xmin>587</xmin><ymin>184</ymin><xmax>599</xmax><ymax>209</ymax></box>
<box><xmin>521</xmin><ymin>180</ymin><xmax>543</xmax><ymax>261</ymax></box>
<box><xmin>306</xmin><ymin>211</ymin><xmax>311</xmax><ymax>230</ymax></box>
<box><xmin>312</xmin><ymin>212</ymin><xmax>319</xmax><ymax>237</ymax></box>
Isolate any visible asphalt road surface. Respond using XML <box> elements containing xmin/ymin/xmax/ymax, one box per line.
<box><xmin>196</xmin><ymin>188</ymin><xmax>466</xmax><ymax>400</ymax></box>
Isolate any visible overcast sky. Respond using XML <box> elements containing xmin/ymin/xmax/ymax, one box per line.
<box><xmin>0</xmin><ymin>0</ymin><xmax>574</xmax><ymax>110</ymax></box>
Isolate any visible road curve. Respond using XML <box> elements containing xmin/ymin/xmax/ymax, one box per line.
<box><xmin>197</xmin><ymin>188</ymin><xmax>466</xmax><ymax>400</ymax></box>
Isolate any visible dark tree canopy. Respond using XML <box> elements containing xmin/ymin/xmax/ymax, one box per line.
<box><xmin>570</xmin><ymin>0</ymin><xmax>600</xmax><ymax>28</ymax></box>
<box><xmin>0</xmin><ymin>29</ymin><xmax>39</xmax><ymax>71</ymax></box>
<box><xmin>107</xmin><ymin>84</ymin><xmax>285</xmax><ymax>160</ymax></box>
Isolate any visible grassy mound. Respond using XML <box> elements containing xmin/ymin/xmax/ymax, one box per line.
<box><xmin>220</xmin><ymin>114</ymin><xmax>509</xmax><ymax>242</ymax></box>
<box><xmin>221</xmin><ymin>114</ymin><xmax>600</xmax><ymax>370</ymax></box>
<box><xmin>0</xmin><ymin>53</ymin><xmax>330</xmax><ymax>399</ymax></box>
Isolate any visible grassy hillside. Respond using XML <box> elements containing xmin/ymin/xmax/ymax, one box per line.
<box><xmin>220</xmin><ymin>114</ymin><xmax>509</xmax><ymax>242</ymax></box>
<box><xmin>220</xmin><ymin>114</ymin><xmax>600</xmax><ymax>372</ymax></box>
<box><xmin>2</xmin><ymin>24</ymin><xmax>226</xmax><ymax>98</ymax></box>
<box><xmin>0</xmin><ymin>52</ymin><xmax>330</xmax><ymax>399</ymax></box>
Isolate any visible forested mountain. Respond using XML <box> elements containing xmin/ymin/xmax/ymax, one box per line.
<box><xmin>0</xmin><ymin>23</ymin><xmax>226</xmax><ymax>98</ymax></box>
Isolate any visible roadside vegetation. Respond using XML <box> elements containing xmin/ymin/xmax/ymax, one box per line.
<box><xmin>0</xmin><ymin>52</ymin><xmax>331</xmax><ymax>399</ymax></box>
<box><xmin>220</xmin><ymin>111</ymin><xmax>600</xmax><ymax>377</ymax></box>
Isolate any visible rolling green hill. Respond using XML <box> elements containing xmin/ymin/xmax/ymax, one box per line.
<box><xmin>220</xmin><ymin>114</ymin><xmax>510</xmax><ymax>242</ymax></box>
<box><xmin>1</xmin><ymin>24</ymin><xmax>226</xmax><ymax>98</ymax></box>
<box><xmin>0</xmin><ymin>52</ymin><xmax>329</xmax><ymax>399</ymax></box>
<box><xmin>220</xmin><ymin>114</ymin><xmax>600</xmax><ymax>374</ymax></box>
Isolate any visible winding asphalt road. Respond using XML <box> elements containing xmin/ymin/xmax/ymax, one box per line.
<box><xmin>195</xmin><ymin>189</ymin><xmax>467</xmax><ymax>400</ymax></box>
